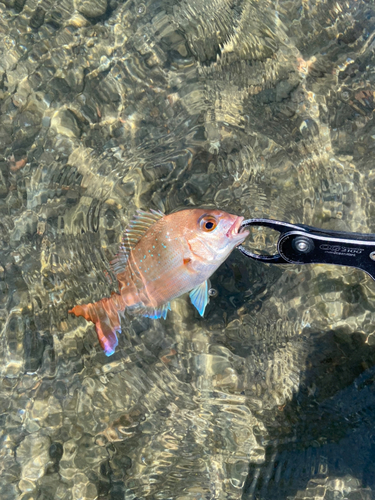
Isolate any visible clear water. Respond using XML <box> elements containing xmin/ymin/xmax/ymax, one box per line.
<box><xmin>1</xmin><ymin>0</ymin><xmax>375</xmax><ymax>498</ymax></box>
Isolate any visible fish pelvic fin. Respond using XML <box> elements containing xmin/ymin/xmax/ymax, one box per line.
<box><xmin>110</xmin><ymin>208</ymin><xmax>164</xmax><ymax>276</ymax></box>
<box><xmin>126</xmin><ymin>301</ymin><xmax>171</xmax><ymax>320</ymax></box>
<box><xmin>69</xmin><ymin>293</ymin><xmax>124</xmax><ymax>356</ymax></box>
<box><xmin>189</xmin><ymin>280</ymin><xmax>210</xmax><ymax>317</ymax></box>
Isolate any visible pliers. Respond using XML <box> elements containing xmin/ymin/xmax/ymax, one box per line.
<box><xmin>238</xmin><ymin>219</ymin><xmax>375</xmax><ymax>281</ymax></box>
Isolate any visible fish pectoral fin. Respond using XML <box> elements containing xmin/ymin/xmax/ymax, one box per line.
<box><xmin>127</xmin><ymin>301</ymin><xmax>171</xmax><ymax>320</ymax></box>
<box><xmin>189</xmin><ymin>280</ymin><xmax>209</xmax><ymax>317</ymax></box>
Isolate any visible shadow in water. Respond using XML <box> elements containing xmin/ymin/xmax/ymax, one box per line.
<box><xmin>243</xmin><ymin>328</ymin><xmax>375</xmax><ymax>499</ymax></box>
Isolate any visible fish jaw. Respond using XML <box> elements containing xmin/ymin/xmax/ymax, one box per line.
<box><xmin>226</xmin><ymin>216</ymin><xmax>249</xmax><ymax>245</ymax></box>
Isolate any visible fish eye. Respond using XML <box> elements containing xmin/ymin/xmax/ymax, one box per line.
<box><xmin>199</xmin><ymin>215</ymin><xmax>217</xmax><ymax>232</ymax></box>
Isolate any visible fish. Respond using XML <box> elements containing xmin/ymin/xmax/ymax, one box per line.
<box><xmin>69</xmin><ymin>208</ymin><xmax>249</xmax><ymax>356</ymax></box>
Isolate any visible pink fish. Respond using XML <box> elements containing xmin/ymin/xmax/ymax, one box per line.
<box><xmin>69</xmin><ymin>208</ymin><xmax>249</xmax><ymax>355</ymax></box>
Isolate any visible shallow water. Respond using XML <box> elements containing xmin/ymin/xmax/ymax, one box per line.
<box><xmin>1</xmin><ymin>0</ymin><xmax>375</xmax><ymax>499</ymax></box>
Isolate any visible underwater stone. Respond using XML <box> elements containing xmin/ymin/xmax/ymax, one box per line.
<box><xmin>13</xmin><ymin>108</ymin><xmax>42</xmax><ymax>149</ymax></box>
<box><xmin>0</xmin><ymin>127</ymin><xmax>12</xmax><ymax>152</ymax></box>
<box><xmin>68</xmin><ymin>12</ymin><xmax>90</xmax><ymax>27</ymax></box>
<box><xmin>29</xmin><ymin>7</ymin><xmax>46</xmax><ymax>29</ymax></box>
<box><xmin>18</xmin><ymin>479</ymin><xmax>35</xmax><ymax>492</ymax></box>
<box><xmin>72</xmin><ymin>473</ymin><xmax>97</xmax><ymax>500</ymax></box>
<box><xmin>16</xmin><ymin>434</ymin><xmax>50</xmax><ymax>481</ymax></box>
<box><xmin>14</xmin><ymin>0</ymin><xmax>26</xmax><ymax>12</ymax></box>
<box><xmin>23</xmin><ymin>327</ymin><xmax>45</xmax><ymax>373</ymax></box>
<box><xmin>51</xmin><ymin>108</ymin><xmax>80</xmax><ymax>138</ymax></box>
<box><xmin>76</xmin><ymin>0</ymin><xmax>107</xmax><ymax>18</ymax></box>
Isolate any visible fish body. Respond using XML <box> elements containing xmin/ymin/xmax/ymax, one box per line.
<box><xmin>69</xmin><ymin>208</ymin><xmax>249</xmax><ymax>355</ymax></box>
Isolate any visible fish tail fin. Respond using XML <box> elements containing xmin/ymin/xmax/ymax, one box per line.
<box><xmin>69</xmin><ymin>303</ymin><xmax>93</xmax><ymax>322</ymax></box>
<box><xmin>69</xmin><ymin>293</ymin><xmax>125</xmax><ymax>356</ymax></box>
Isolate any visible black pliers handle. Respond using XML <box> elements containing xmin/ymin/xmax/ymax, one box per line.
<box><xmin>238</xmin><ymin>219</ymin><xmax>375</xmax><ymax>281</ymax></box>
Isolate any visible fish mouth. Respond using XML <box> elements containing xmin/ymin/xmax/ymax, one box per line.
<box><xmin>226</xmin><ymin>216</ymin><xmax>249</xmax><ymax>243</ymax></box>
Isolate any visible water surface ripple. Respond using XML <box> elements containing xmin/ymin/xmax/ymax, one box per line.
<box><xmin>1</xmin><ymin>0</ymin><xmax>375</xmax><ymax>498</ymax></box>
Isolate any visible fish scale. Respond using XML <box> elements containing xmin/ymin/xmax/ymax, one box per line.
<box><xmin>69</xmin><ymin>208</ymin><xmax>248</xmax><ymax>355</ymax></box>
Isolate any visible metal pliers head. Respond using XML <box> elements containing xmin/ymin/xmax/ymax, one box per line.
<box><xmin>238</xmin><ymin>219</ymin><xmax>375</xmax><ymax>281</ymax></box>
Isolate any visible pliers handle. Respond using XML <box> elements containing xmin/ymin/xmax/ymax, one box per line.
<box><xmin>238</xmin><ymin>219</ymin><xmax>375</xmax><ymax>281</ymax></box>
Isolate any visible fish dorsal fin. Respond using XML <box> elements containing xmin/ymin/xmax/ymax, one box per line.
<box><xmin>110</xmin><ymin>209</ymin><xmax>164</xmax><ymax>275</ymax></box>
<box><xmin>189</xmin><ymin>280</ymin><xmax>210</xmax><ymax>317</ymax></box>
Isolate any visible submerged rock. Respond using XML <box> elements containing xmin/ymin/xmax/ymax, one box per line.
<box><xmin>75</xmin><ymin>0</ymin><xmax>107</xmax><ymax>18</ymax></box>
<box><xmin>51</xmin><ymin>109</ymin><xmax>80</xmax><ymax>138</ymax></box>
<box><xmin>16</xmin><ymin>434</ymin><xmax>51</xmax><ymax>481</ymax></box>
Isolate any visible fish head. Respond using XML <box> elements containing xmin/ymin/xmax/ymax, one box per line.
<box><xmin>175</xmin><ymin>208</ymin><xmax>250</xmax><ymax>261</ymax></box>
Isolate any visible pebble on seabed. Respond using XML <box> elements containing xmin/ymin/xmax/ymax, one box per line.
<box><xmin>75</xmin><ymin>0</ymin><xmax>107</xmax><ymax>18</ymax></box>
